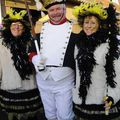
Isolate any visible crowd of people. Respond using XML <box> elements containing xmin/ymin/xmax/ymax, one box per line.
<box><xmin>0</xmin><ymin>0</ymin><xmax>120</xmax><ymax>120</ymax></box>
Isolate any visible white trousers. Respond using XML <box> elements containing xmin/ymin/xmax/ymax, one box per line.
<box><xmin>36</xmin><ymin>69</ymin><xmax>75</xmax><ymax>120</ymax></box>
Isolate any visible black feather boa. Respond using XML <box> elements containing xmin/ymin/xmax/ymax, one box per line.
<box><xmin>76</xmin><ymin>29</ymin><xmax>119</xmax><ymax>105</ymax></box>
<box><xmin>104</xmin><ymin>4</ymin><xmax>119</xmax><ymax>88</ymax></box>
<box><xmin>2</xmin><ymin>35</ymin><xmax>33</xmax><ymax>80</ymax></box>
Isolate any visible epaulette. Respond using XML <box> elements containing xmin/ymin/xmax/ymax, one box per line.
<box><xmin>71</xmin><ymin>20</ymin><xmax>82</xmax><ymax>34</ymax></box>
<box><xmin>34</xmin><ymin>20</ymin><xmax>49</xmax><ymax>34</ymax></box>
<box><xmin>34</xmin><ymin>21</ymin><xmax>43</xmax><ymax>34</ymax></box>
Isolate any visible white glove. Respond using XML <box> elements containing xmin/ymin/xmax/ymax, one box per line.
<box><xmin>32</xmin><ymin>55</ymin><xmax>46</xmax><ymax>72</ymax></box>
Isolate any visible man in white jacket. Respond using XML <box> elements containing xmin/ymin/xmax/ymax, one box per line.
<box><xmin>29</xmin><ymin>0</ymin><xmax>81</xmax><ymax>120</ymax></box>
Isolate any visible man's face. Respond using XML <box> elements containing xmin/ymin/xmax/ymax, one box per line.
<box><xmin>47</xmin><ymin>4</ymin><xmax>66</xmax><ymax>24</ymax></box>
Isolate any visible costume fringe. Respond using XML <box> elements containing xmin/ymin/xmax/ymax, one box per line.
<box><xmin>74</xmin><ymin>102</ymin><xmax>120</xmax><ymax>120</ymax></box>
<box><xmin>0</xmin><ymin>89</ymin><xmax>42</xmax><ymax>113</ymax></box>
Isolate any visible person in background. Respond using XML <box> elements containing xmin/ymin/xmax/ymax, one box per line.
<box><xmin>0</xmin><ymin>9</ymin><xmax>44</xmax><ymax>120</ymax></box>
<box><xmin>73</xmin><ymin>2</ymin><xmax>120</xmax><ymax>120</ymax></box>
<box><xmin>29</xmin><ymin>0</ymin><xmax>81</xmax><ymax>120</ymax></box>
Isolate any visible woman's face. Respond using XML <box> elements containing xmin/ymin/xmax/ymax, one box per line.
<box><xmin>83</xmin><ymin>16</ymin><xmax>100</xmax><ymax>36</ymax></box>
<box><xmin>10</xmin><ymin>21</ymin><xmax>24</xmax><ymax>37</ymax></box>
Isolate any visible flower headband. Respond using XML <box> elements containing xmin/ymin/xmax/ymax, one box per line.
<box><xmin>73</xmin><ymin>2</ymin><xmax>108</xmax><ymax>20</ymax></box>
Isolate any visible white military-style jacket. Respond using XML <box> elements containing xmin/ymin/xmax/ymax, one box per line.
<box><xmin>32</xmin><ymin>20</ymin><xmax>81</xmax><ymax>81</ymax></box>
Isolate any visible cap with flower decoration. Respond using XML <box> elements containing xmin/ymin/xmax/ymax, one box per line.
<box><xmin>73</xmin><ymin>2</ymin><xmax>108</xmax><ymax>20</ymax></box>
<box><xmin>6</xmin><ymin>9</ymin><xmax>27</xmax><ymax>20</ymax></box>
<box><xmin>2</xmin><ymin>8</ymin><xmax>30</xmax><ymax>30</ymax></box>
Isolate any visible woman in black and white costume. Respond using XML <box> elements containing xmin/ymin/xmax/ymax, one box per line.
<box><xmin>73</xmin><ymin>2</ymin><xmax>120</xmax><ymax>120</ymax></box>
<box><xmin>0</xmin><ymin>9</ymin><xmax>43</xmax><ymax>120</ymax></box>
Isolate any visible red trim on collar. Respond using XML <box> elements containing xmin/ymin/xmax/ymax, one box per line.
<box><xmin>50</xmin><ymin>18</ymin><xmax>67</xmax><ymax>25</ymax></box>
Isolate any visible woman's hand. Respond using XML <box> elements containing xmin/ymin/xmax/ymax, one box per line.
<box><xmin>103</xmin><ymin>96</ymin><xmax>113</xmax><ymax>115</ymax></box>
